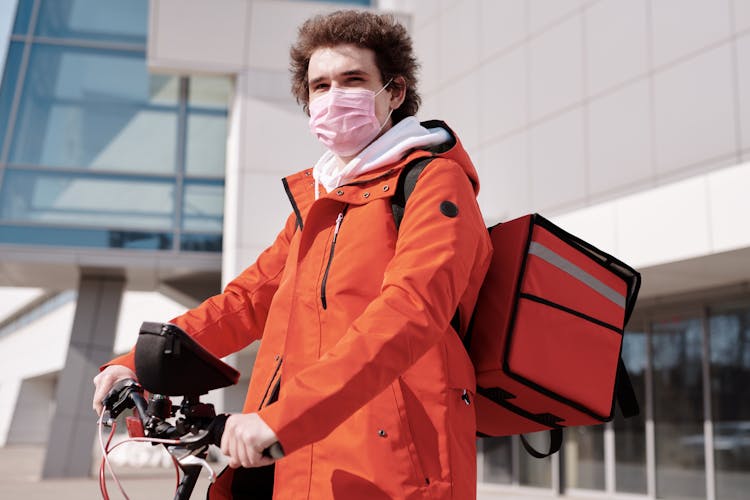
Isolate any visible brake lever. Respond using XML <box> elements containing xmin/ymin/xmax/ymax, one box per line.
<box><xmin>101</xmin><ymin>378</ymin><xmax>143</xmax><ymax>425</ymax></box>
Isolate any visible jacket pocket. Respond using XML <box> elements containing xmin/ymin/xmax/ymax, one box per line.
<box><xmin>258</xmin><ymin>355</ymin><xmax>283</xmax><ymax>410</ymax></box>
<box><xmin>390</xmin><ymin>380</ymin><xmax>432</xmax><ymax>488</ymax></box>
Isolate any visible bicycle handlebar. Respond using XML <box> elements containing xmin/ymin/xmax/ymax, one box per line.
<box><xmin>102</xmin><ymin>379</ymin><xmax>284</xmax><ymax>458</ymax></box>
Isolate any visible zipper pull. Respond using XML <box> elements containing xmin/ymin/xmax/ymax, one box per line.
<box><xmin>332</xmin><ymin>212</ymin><xmax>344</xmax><ymax>242</ymax></box>
<box><xmin>462</xmin><ymin>389</ymin><xmax>471</xmax><ymax>406</ymax></box>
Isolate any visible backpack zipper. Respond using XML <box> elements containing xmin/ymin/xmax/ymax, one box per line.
<box><xmin>321</xmin><ymin>207</ymin><xmax>347</xmax><ymax>309</ymax></box>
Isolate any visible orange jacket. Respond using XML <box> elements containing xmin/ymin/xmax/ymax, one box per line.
<box><xmin>109</xmin><ymin>121</ymin><xmax>492</xmax><ymax>499</ymax></box>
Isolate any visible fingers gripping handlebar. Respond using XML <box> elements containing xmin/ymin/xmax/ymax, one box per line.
<box><xmin>102</xmin><ymin>379</ymin><xmax>284</xmax><ymax>459</ymax></box>
<box><xmin>206</xmin><ymin>414</ymin><xmax>285</xmax><ymax>459</ymax></box>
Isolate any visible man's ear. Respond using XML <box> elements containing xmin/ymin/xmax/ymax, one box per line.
<box><xmin>390</xmin><ymin>76</ymin><xmax>407</xmax><ymax>110</ymax></box>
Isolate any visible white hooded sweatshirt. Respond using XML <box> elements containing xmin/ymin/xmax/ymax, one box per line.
<box><xmin>311</xmin><ymin>116</ymin><xmax>450</xmax><ymax>199</ymax></box>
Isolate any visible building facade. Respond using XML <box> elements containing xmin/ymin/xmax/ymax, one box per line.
<box><xmin>0</xmin><ymin>0</ymin><xmax>749</xmax><ymax>499</ymax></box>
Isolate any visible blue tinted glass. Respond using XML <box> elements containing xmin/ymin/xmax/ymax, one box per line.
<box><xmin>185</xmin><ymin>110</ymin><xmax>227</xmax><ymax>177</ymax></box>
<box><xmin>11</xmin><ymin>0</ymin><xmax>33</xmax><ymax>35</ymax></box>
<box><xmin>0</xmin><ymin>41</ymin><xmax>24</xmax><ymax>156</ymax></box>
<box><xmin>0</xmin><ymin>169</ymin><xmax>175</xmax><ymax>230</ymax></box>
<box><xmin>180</xmin><ymin>234</ymin><xmax>222</xmax><ymax>252</ymax></box>
<box><xmin>183</xmin><ymin>181</ymin><xmax>224</xmax><ymax>232</ymax></box>
<box><xmin>35</xmin><ymin>0</ymin><xmax>148</xmax><ymax>45</ymax></box>
<box><xmin>0</xmin><ymin>224</ymin><xmax>172</xmax><ymax>249</ymax></box>
<box><xmin>9</xmin><ymin>44</ymin><xmax>179</xmax><ymax>172</ymax></box>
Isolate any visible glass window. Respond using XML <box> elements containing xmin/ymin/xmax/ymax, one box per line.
<box><xmin>35</xmin><ymin>0</ymin><xmax>148</xmax><ymax>45</ymax></box>
<box><xmin>709</xmin><ymin>304</ymin><xmax>750</xmax><ymax>500</ymax></box>
<box><xmin>0</xmin><ymin>41</ymin><xmax>24</xmax><ymax>156</ymax></box>
<box><xmin>615</xmin><ymin>328</ymin><xmax>648</xmax><ymax>494</ymax></box>
<box><xmin>182</xmin><ymin>181</ymin><xmax>224</xmax><ymax>232</ymax></box>
<box><xmin>564</xmin><ymin>425</ymin><xmax>605</xmax><ymax>491</ymax></box>
<box><xmin>180</xmin><ymin>233</ymin><xmax>222</xmax><ymax>252</ymax></box>
<box><xmin>8</xmin><ymin>44</ymin><xmax>179</xmax><ymax>173</ymax></box>
<box><xmin>185</xmin><ymin>111</ymin><xmax>227</xmax><ymax>177</ymax></box>
<box><xmin>11</xmin><ymin>0</ymin><xmax>33</xmax><ymax>35</ymax></box>
<box><xmin>652</xmin><ymin>317</ymin><xmax>706</xmax><ymax>499</ymax></box>
<box><xmin>482</xmin><ymin>437</ymin><xmax>512</xmax><ymax>484</ymax></box>
<box><xmin>0</xmin><ymin>169</ymin><xmax>175</xmax><ymax>230</ymax></box>
<box><xmin>0</xmin><ymin>224</ymin><xmax>173</xmax><ymax>250</ymax></box>
<box><xmin>189</xmin><ymin>76</ymin><xmax>231</xmax><ymax>109</ymax></box>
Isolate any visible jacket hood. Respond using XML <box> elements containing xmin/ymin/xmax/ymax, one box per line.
<box><xmin>416</xmin><ymin>119</ymin><xmax>480</xmax><ymax>196</ymax></box>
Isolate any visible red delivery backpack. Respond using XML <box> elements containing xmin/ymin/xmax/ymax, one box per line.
<box><xmin>392</xmin><ymin>157</ymin><xmax>641</xmax><ymax>458</ymax></box>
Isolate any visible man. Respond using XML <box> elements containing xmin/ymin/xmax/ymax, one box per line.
<box><xmin>94</xmin><ymin>10</ymin><xmax>491</xmax><ymax>499</ymax></box>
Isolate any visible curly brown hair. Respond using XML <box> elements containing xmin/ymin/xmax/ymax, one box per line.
<box><xmin>290</xmin><ymin>10</ymin><xmax>421</xmax><ymax>124</ymax></box>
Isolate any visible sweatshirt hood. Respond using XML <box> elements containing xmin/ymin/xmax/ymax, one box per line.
<box><xmin>312</xmin><ymin>116</ymin><xmax>451</xmax><ymax>198</ymax></box>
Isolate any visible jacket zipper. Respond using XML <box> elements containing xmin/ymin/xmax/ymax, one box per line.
<box><xmin>321</xmin><ymin>207</ymin><xmax>347</xmax><ymax>310</ymax></box>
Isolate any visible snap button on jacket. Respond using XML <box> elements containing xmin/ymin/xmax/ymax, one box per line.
<box><xmin>107</xmin><ymin>123</ymin><xmax>492</xmax><ymax>499</ymax></box>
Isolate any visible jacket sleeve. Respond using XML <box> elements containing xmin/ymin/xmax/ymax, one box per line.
<box><xmin>258</xmin><ymin>159</ymin><xmax>492</xmax><ymax>454</ymax></box>
<box><xmin>104</xmin><ymin>212</ymin><xmax>298</xmax><ymax>371</ymax></box>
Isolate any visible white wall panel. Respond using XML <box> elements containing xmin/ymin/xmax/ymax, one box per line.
<box><xmin>738</xmin><ymin>33</ymin><xmax>750</xmax><ymax>152</ymax></box>
<box><xmin>616</xmin><ymin>176</ymin><xmax>711</xmax><ymax>267</ymax></box>
<box><xmin>529</xmin><ymin>16</ymin><xmax>583</xmax><ymax>120</ymax></box>
<box><xmin>585</xmin><ymin>0</ymin><xmax>648</xmax><ymax>96</ymax></box>
<box><xmin>479</xmin><ymin>48</ymin><xmax>527</xmax><ymax>143</ymax></box>
<box><xmin>476</xmin><ymin>133</ymin><xmax>529</xmax><ymax>222</ymax></box>
<box><xmin>479</xmin><ymin>0</ymin><xmax>526</xmax><ymax>59</ymax></box>
<box><xmin>529</xmin><ymin>109</ymin><xmax>585</xmax><ymax>211</ymax></box>
<box><xmin>440</xmin><ymin>75</ymin><xmax>480</xmax><ymax>151</ymax></box>
<box><xmin>707</xmin><ymin>162</ymin><xmax>750</xmax><ymax>252</ymax></box>
<box><xmin>382</xmin><ymin>0</ymin><xmax>441</xmax><ymax>29</ymax></box>
<box><xmin>237</xmin><ymin>171</ymin><xmax>293</xmax><ymax>251</ymax></box>
<box><xmin>417</xmin><ymin>94</ymin><xmax>440</xmax><ymax>121</ymax></box>
<box><xmin>149</xmin><ymin>0</ymin><xmax>248</xmax><ymax>73</ymax></box>
<box><xmin>241</xmin><ymin>98</ymin><xmax>322</xmax><ymax>173</ymax></box>
<box><xmin>413</xmin><ymin>17</ymin><xmax>441</xmax><ymax>95</ymax></box>
<box><xmin>438</xmin><ymin>0</ymin><xmax>480</xmax><ymax>82</ymax></box>
<box><xmin>550</xmin><ymin>202</ymin><xmax>618</xmax><ymax>256</ymax></box>
<box><xmin>588</xmin><ymin>80</ymin><xmax>652</xmax><ymax>195</ymax></box>
<box><xmin>651</xmin><ymin>0</ymin><xmax>732</xmax><ymax>67</ymax></box>
<box><xmin>653</xmin><ymin>44</ymin><xmax>736</xmax><ymax>175</ymax></box>
<box><xmin>528</xmin><ymin>0</ymin><xmax>583</xmax><ymax>35</ymax></box>
<box><xmin>246</xmin><ymin>1</ymin><xmax>336</xmax><ymax>71</ymax></box>
<box><xmin>735</xmin><ymin>0</ymin><xmax>750</xmax><ymax>32</ymax></box>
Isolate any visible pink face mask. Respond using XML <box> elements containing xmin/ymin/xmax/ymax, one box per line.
<box><xmin>308</xmin><ymin>80</ymin><xmax>393</xmax><ymax>157</ymax></box>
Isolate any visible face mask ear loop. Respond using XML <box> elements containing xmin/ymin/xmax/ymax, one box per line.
<box><xmin>377</xmin><ymin>107</ymin><xmax>395</xmax><ymax>133</ymax></box>
<box><xmin>374</xmin><ymin>78</ymin><xmax>395</xmax><ymax>133</ymax></box>
<box><xmin>374</xmin><ymin>78</ymin><xmax>394</xmax><ymax>97</ymax></box>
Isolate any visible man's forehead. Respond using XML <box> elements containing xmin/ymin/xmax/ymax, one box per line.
<box><xmin>308</xmin><ymin>45</ymin><xmax>378</xmax><ymax>79</ymax></box>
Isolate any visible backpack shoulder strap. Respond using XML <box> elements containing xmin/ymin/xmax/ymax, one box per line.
<box><xmin>390</xmin><ymin>155</ymin><xmax>462</xmax><ymax>336</ymax></box>
<box><xmin>391</xmin><ymin>156</ymin><xmax>435</xmax><ymax>230</ymax></box>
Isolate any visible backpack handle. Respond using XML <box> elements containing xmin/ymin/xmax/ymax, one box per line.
<box><xmin>520</xmin><ymin>430</ymin><xmax>563</xmax><ymax>459</ymax></box>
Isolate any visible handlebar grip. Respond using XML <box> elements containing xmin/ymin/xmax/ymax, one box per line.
<box><xmin>263</xmin><ymin>442</ymin><xmax>285</xmax><ymax>460</ymax></box>
<box><xmin>208</xmin><ymin>413</ymin><xmax>284</xmax><ymax>459</ymax></box>
<box><xmin>208</xmin><ymin>413</ymin><xmax>229</xmax><ymax>447</ymax></box>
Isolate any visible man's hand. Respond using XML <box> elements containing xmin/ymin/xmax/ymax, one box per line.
<box><xmin>221</xmin><ymin>413</ymin><xmax>279</xmax><ymax>468</ymax></box>
<box><xmin>92</xmin><ymin>365</ymin><xmax>137</xmax><ymax>416</ymax></box>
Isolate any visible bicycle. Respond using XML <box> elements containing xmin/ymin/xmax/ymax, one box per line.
<box><xmin>99</xmin><ymin>322</ymin><xmax>283</xmax><ymax>499</ymax></box>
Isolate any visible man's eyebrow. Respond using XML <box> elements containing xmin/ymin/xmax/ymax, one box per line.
<box><xmin>308</xmin><ymin>69</ymin><xmax>370</xmax><ymax>86</ymax></box>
